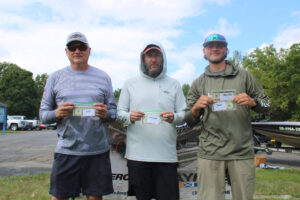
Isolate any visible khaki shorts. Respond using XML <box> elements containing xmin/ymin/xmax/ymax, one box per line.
<box><xmin>197</xmin><ymin>158</ymin><xmax>255</xmax><ymax>200</ymax></box>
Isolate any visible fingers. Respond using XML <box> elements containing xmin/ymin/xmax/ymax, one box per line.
<box><xmin>196</xmin><ymin>95</ymin><xmax>214</xmax><ymax>108</ymax></box>
<box><xmin>60</xmin><ymin>102</ymin><xmax>75</xmax><ymax>111</ymax></box>
<box><xmin>160</xmin><ymin>111</ymin><xmax>174</xmax><ymax>123</ymax></box>
<box><xmin>130</xmin><ymin>110</ymin><xmax>145</xmax><ymax>122</ymax></box>
<box><xmin>233</xmin><ymin>93</ymin><xmax>256</xmax><ymax>107</ymax></box>
<box><xmin>94</xmin><ymin>103</ymin><xmax>108</xmax><ymax>118</ymax></box>
<box><xmin>55</xmin><ymin>102</ymin><xmax>75</xmax><ymax>119</ymax></box>
<box><xmin>55</xmin><ymin>102</ymin><xmax>110</xmax><ymax>119</ymax></box>
<box><xmin>130</xmin><ymin>110</ymin><xmax>174</xmax><ymax>123</ymax></box>
<box><xmin>192</xmin><ymin>95</ymin><xmax>213</xmax><ymax>117</ymax></box>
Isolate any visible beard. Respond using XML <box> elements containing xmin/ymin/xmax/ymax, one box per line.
<box><xmin>145</xmin><ymin>64</ymin><xmax>163</xmax><ymax>78</ymax></box>
<box><xmin>204</xmin><ymin>53</ymin><xmax>227</xmax><ymax>64</ymax></box>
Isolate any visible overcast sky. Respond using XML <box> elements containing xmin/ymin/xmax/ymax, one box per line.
<box><xmin>0</xmin><ymin>0</ymin><xmax>300</xmax><ymax>90</ymax></box>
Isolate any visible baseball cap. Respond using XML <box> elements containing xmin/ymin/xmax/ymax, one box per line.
<box><xmin>66</xmin><ymin>32</ymin><xmax>89</xmax><ymax>47</ymax></box>
<box><xmin>143</xmin><ymin>44</ymin><xmax>162</xmax><ymax>54</ymax></box>
<box><xmin>203</xmin><ymin>33</ymin><xmax>227</xmax><ymax>47</ymax></box>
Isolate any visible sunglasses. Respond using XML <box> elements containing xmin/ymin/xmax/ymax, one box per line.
<box><xmin>67</xmin><ymin>44</ymin><xmax>88</xmax><ymax>52</ymax></box>
<box><xmin>205</xmin><ymin>43</ymin><xmax>226</xmax><ymax>49</ymax></box>
<box><xmin>204</xmin><ymin>34</ymin><xmax>226</xmax><ymax>43</ymax></box>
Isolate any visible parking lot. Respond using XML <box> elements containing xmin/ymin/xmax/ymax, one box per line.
<box><xmin>0</xmin><ymin>130</ymin><xmax>299</xmax><ymax>177</ymax></box>
<box><xmin>0</xmin><ymin>130</ymin><xmax>57</xmax><ymax>177</ymax></box>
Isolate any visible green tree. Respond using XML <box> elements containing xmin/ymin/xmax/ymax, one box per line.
<box><xmin>182</xmin><ymin>83</ymin><xmax>190</xmax><ymax>98</ymax></box>
<box><xmin>282</xmin><ymin>43</ymin><xmax>300</xmax><ymax>120</ymax></box>
<box><xmin>0</xmin><ymin>62</ymin><xmax>39</xmax><ymax>118</ymax></box>
<box><xmin>0</xmin><ymin>62</ymin><xmax>17</xmax><ymax>77</ymax></box>
<box><xmin>35</xmin><ymin>73</ymin><xmax>48</xmax><ymax>101</ymax></box>
<box><xmin>114</xmin><ymin>88</ymin><xmax>122</xmax><ymax>100</ymax></box>
<box><xmin>228</xmin><ymin>50</ymin><xmax>243</xmax><ymax>67</ymax></box>
<box><xmin>243</xmin><ymin>44</ymin><xmax>300</xmax><ymax>121</ymax></box>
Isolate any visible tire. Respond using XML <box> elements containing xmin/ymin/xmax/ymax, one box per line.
<box><xmin>11</xmin><ymin>124</ymin><xmax>18</xmax><ymax>131</ymax></box>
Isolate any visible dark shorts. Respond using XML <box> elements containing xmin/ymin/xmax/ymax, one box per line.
<box><xmin>127</xmin><ymin>160</ymin><xmax>179</xmax><ymax>200</ymax></box>
<box><xmin>50</xmin><ymin>151</ymin><xmax>113</xmax><ymax>199</ymax></box>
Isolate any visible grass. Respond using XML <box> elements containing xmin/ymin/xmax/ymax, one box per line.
<box><xmin>254</xmin><ymin>168</ymin><xmax>300</xmax><ymax>200</ymax></box>
<box><xmin>0</xmin><ymin>169</ymin><xmax>299</xmax><ymax>200</ymax></box>
<box><xmin>0</xmin><ymin>130</ymin><xmax>23</xmax><ymax>134</ymax></box>
<box><xmin>0</xmin><ymin>173</ymin><xmax>50</xmax><ymax>200</ymax></box>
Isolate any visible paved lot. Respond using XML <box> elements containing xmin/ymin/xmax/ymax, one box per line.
<box><xmin>0</xmin><ymin>130</ymin><xmax>299</xmax><ymax>177</ymax></box>
<box><xmin>256</xmin><ymin>150</ymin><xmax>300</xmax><ymax>169</ymax></box>
<box><xmin>0</xmin><ymin>130</ymin><xmax>57</xmax><ymax>177</ymax></box>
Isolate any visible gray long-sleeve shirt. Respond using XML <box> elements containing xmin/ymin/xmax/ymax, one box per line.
<box><xmin>39</xmin><ymin>66</ymin><xmax>116</xmax><ymax>155</ymax></box>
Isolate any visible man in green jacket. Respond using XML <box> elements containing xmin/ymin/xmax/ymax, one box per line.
<box><xmin>184</xmin><ymin>33</ymin><xmax>270</xmax><ymax>200</ymax></box>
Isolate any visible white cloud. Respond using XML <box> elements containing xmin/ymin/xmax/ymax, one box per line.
<box><xmin>291</xmin><ymin>10</ymin><xmax>300</xmax><ymax>18</ymax></box>
<box><xmin>0</xmin><ymin>0</ymin><xmax>232</xmax><ymax>89</ymax></box>
<box><xmin>0</xmin><ymin>27</ymin><xmax>71</xmax><ymax>76</ymax></box>
<box><xmin>170</xmin><ymin>63</ymin><xmax>196</xmax><ymax>85</ymax></box>
<box><xmin>272</xmin><ymin>10</ymin><xmax>300</xmax><ymax>49</ymax></box>
<box><xmin>166</xmin><ymin>43</ymin><xmax>204</xmax><ymax>85</ymax></box>
<box><xmin>246</xmin><ymin>10</ymin><xmax>300</xmax><ymax>53</ymax></box>
<box><xmin>89</xmin><ymin>57</ymin><xmax>139</xmax><ymax>90</ymax></box>
<box><xmin>33</xmin><ymin>0</ymin><xmax>206</xmax><ymax>26</ymax></box>
<box><xmin>168</xmin><ymin>44</ymin><xmax>203</xmax><ymax>64</ymax></box>
<box><xmin>249</xmin><ymin>23</ymin><xmax>300</xmax><ymax>54</ymax></box>
<box><xmin>203</xmin><ymin>0</ymin><xmax>231</xmax><ymax>5</ymax></box>
<box><xmin>273</xmin><ymin>24</ymin><xmax>300</xmax><ymax>49</ymax></box>
<box><xmin>203</xmin><ymin>18</ymin><xmax>241</xmax><ymax>38</ymax></box>
<box><xmin>247</xmin><ymin>43</ymin><xmax>269</xmax><ymax>55</ymax></box>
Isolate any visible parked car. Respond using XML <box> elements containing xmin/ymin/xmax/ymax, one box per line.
<box><xmin>38</xmin><ymin>122</ymin><xmax>47</xmax><ymax>130</ymax></box>
<box><xmin>46</xmin><ymin>123</ymin><xmax>57</xmax><ymax>130</ymax></box>
<box><xmin>25</xmin><ymin>118</ymin><xmax>40</xmax><ymax>130</ymax></box>
<box><xmin>7</xmin><ymin>115</ymin><xmax>32</xmax><ymax>131</ymax></box>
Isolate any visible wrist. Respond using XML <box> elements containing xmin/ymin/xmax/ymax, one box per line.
<box><xmin>192</xmin><ymin>106</ymin><xmax>202</xmax><ymax>118</ymax></box>
<box><xmin>54</xmin><ymin>109</ymin><xmax>62</xmax><ymax>119</ymax></box>
<box><xmin>251</xmin><ymin>97</ymin><xmax>258</xmax><ymax>108</ymax></box>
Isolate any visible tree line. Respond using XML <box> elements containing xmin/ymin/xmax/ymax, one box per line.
<box><xmin>243</xmin><ymin>43</ymin><xmax>300</xmax><ymax>121</ymax></box>
<box><xmin>0</xmin><ymin>43</ymin><xmax>299</xmax><ymax>121</ymax></box>
<box><xmin>0</xmin><ymin>62</ymin><xmax>48</xmax><ymax>119</ymax></box>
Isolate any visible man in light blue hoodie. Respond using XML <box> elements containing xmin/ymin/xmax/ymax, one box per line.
<box><xmin>117</xmin><ymin>43</ymin><xmax>186</xmax><ymax>200</ymax></box>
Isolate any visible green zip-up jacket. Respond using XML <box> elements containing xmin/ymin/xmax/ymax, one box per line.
<box><xmin>184</xmin><ymin>61</ymin><xmax>270</xmax><ymax>160</ymax></box>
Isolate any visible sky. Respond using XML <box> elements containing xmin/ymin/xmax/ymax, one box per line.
<box><xmin>0</xmin><ymin>0</ymin><xmax>300</xmax><ymax>90</ymax></box>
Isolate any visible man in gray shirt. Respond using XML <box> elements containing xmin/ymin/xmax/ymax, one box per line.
<box><xmin>40</xmin><ymin>32</ymin><xmax>116</xmax><ymax>200</ymax></box>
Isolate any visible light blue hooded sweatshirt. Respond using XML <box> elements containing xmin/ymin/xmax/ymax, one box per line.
<box><xmin>117</xmin><ymin>43</ymin><xmax>186</xmax><ymax>162</ymax></box>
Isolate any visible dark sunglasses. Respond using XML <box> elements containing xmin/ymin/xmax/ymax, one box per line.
<box><xmin>205</xmin><ymin>42</ymin><xmax>226</xmax><ymax>49</ymax></box>
<box><xmin>67</xmin><ymin>44</ymin><xmax>88</xmax><ymax>52</ymax></box>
